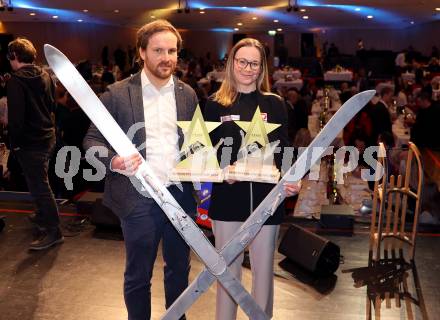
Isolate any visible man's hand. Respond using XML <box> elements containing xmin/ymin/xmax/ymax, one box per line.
<box><xmin>283</xmin><ymin>180</ymin><xmax>302</xmax><ymax>197</ymax></box>
<box><xmin>111</xmin><ymin>153</ymin><xmax>143</xmax><ymax>176</ymax></box>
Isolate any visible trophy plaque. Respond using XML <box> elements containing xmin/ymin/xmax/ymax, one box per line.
<box><xmin>169</xmin><ymin>105</ymin><xmax>223</xmax><ymax>182</ymax></box>
<box><xmin>224</xmin><ymin>107</ymin><xmax>281</xmax><ymax>183</ymax></box>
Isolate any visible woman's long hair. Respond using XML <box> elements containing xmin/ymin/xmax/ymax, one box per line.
<box><xmin>213</xmin><ymin>38</ymin><xmax>270</xmax><ymax>107</ymax></box>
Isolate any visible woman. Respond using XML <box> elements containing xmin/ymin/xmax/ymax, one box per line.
<box><xmin>204</xmin><ymin>38</ymin><xmax>301</xmax><ymax>319</ymax></box>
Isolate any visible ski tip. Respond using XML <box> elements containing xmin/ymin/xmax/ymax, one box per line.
<box><xmin>44</xmin><ymin>44</ymin><xmax>58</xmax><ymax>64</ymax></box>
<box><xmin>358</xmin><ymin>89</ymin><xmax>376</xmax><ymax>100</ymax></box>
<box><xmin>44</xmin><ymin>43</ymin><xmax>63</xmax><ymax>59</ymax></box>
<box><xmin>43</xmin><ymin>44</ymin><xmax>55</xmax><ymax>56</ymax></box>
<box><xmin>349</xmin><ymin>89</ymin><xmax>376</xmax><ymax>107</ymax></box>
<box><xmin>44</xmin><ymin>44</ymin><xmax>69</xmax><ymax>70</ymax></box>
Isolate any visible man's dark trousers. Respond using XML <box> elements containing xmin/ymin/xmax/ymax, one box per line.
<box><xmin>120</xmin><ymin>185</ymin><xmax>193</xmax><ymax>320</ymax></box>
<box><xmin>15</xmin><ymin>142</ymin><xmax>60</xmax><ymax>230</ymax></box>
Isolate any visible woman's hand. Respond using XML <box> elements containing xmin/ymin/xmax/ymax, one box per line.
<box><xmin>111</xmin><ymin>153</ymin><xmax>143</xmax><ymax>176</ymax></box>
<box><xmin>283</xmin><ymin>180</ymin><xmax>302</xmax><ymax>197</ymax></box>
<box><xmin>224</xmin><ymin>164</ymin><xmax>237</xmax><ymax>184</ymax></box>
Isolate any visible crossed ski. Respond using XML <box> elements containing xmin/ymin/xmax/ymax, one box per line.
<box><xmin>44</xmin><ymin>44</ymin><xmax>375</xmax><ymax>320</ymax></box>
<box><xmin>162</xmin><ymin>89</ymin><xmax>375</xmax><ymax>319</ymax></box>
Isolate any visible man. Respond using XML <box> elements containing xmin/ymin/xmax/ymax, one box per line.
<box><xmin>7</xmin><ymin>37</ymin><xmax>63</xmax><ymax>250</ymax></box>
<box><xmin>370</xmin><ymin>87</ymin><xmax>393</xmax><ymax>144</ymax></box>
<box><xmin>83</xmin><ymin>20</ymin><xmax>197</xmax><ymax>320</ymax></box>
<box><xmin>411</xmin><ymin>92</ymin><xmax>440</xmax><ymax>150</ymax></box>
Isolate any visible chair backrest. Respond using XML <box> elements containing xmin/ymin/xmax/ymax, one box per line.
<box><xmin>383</xmin><ymin>142</ymin><xmax>424</xmax><ymax>260</ymax></box>
<box><xmin>369</xmin><ymin>143</ymin><xmax>388</xmax><ymax>260</ymax></box>
<box><xmin>387</xmin><ymin>142</ymin><xmax>424</xmax><ymax>260</ymax></box>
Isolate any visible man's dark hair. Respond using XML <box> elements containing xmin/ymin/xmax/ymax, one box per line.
<box><xmin>287</xmin><ymin>87</ymin><xmax>300</xmax><ymax>94</ymax></box>
<box><xmin>8</xmin><ymin>37</ymin><xmax>37</xmax><ymax>63</ymax></box>
<box><xmin>136</xmin><ymin>19</ymin><xmax>182</xmax><ymax>61</ymax></box>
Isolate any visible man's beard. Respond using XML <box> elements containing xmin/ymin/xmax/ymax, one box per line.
<box><xmin>146</xmin><ymin>60</ymin><xmax>175</xmax><ymax>79</ymax></box>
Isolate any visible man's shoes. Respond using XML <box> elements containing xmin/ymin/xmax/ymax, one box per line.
<box><xmin>29</xmin><ymin>228</ymin><xmax>64</xmax><ymax>251</ymax></box>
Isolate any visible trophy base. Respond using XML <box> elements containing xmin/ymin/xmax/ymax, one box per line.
<box><xmin>169</xmin><ymin>169</ymin><xmax>224</xmax><ymax>183</ymax></box>
<box><xmin>224</xmin><ymin>165</ymin><xmax>280</xmax><ymax>184</ymax></box>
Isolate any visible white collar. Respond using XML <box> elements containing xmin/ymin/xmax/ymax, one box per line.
<box><xmin>141</xmin><ymin>68</ymin><xmax>174</xmax><ymax>90</ymax></box>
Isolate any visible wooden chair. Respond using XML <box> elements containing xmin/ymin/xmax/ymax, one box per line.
<box><xmin>370</xmin><ymin>142</ymin><xmax>424</xmax><ymax>263</ymax></box>
<box><xmin>367</xmin><ymin>142</ymin><xmax>426</xmax><ymax>319</ymax></box>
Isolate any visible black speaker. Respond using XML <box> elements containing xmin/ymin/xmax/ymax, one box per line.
<box><xmin>278</xmin><ymin>224</ymin><xmax>340</xmax><ymax>276</ymax></box>
<box><xmin>0</xmin><ymin>216</ymin><xmax>5</xmax><ymax>232</ymax></box>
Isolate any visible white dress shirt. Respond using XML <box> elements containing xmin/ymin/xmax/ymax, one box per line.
<box><xmin>141</xmin><ymin>70</ymin><xmax>179</xmax><ymax>185</ymax></box>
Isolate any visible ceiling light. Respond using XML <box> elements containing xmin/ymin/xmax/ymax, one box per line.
<box><xmin>114</xmin><ymin>9</ymin><xmax>119</xmax><ymax>13</ymax></box>
<box><xmin>237</xmin><ymin>22</ymin><xmax>242</xmax><ymax>26</ymax></box>
<box><xmin>242</xmin><ymin>6</ymin><xmax>247</xmax><ymax>9</ymax></box>
<box><xmin>268</xmin><ymin>30</ymin><xmax>276</xmax><ymax>36</ymax></box>
<box><xmin>367</xmin><ymin>15</ymin><xmax>373</xmax><ymax>19</ymax></box>
<box><xmin>410</xmin><ymin>21</ymin><xmax>414</xmax><ymax>24</ymax></box>
<box><xmin>436</xmin><ymin>8</ymin><xmax>440</xmax><ymax>11</ymax></box>
<box><xmin>150</xmin><ymin>15</ymin><xmax>155</xmax><ymax>18</ymax></box>
<box><xmin>83</xmin><ymin>9</ymin><xmax>88</xmax><ymax>13</ymax></box>
<box><xmin>200</xmin><ymin>7</ymin><xmax>205</xmax><ymax>10</ymax></box>
<box><xmin>52</xmin><ymin>15</ymin><xmax>58</xmax><ymax>19</ymax></box>
<box><xmin>234</xmin><ymin>28</ymin><xmax>239</xmax><ymax>31</ymax></box>
<box><xmin>277</xmin><ymin>28</ymin><xmax>283</xmax><ymax>31</ymax></box>
<box><xmin>77</xmin><ymin>19</ymin><xmax>83</xmax><ymax>22</ymax></box>
<box><xmin>302</xmin><ymin>15</ymin><xmax>309</xmax><ymax>19</ymax></box>
<box><xmin>274</xmin><ymin>19</ymin><xmax>279</xmax><ymax>23</ymax></box>
<box><xmin>300</xmin><ymin>8</ymin><xmax>306</xmax><ymax>12</ymax></box>
<box><xmin>29</xmin><ymin>12</ymin><xmax>36</xmax><ymax>16</ymax></box>
<box><xmin>252</xmin><ymin>16</ymin><xmax>257</xmax><ymax>20</ymax></box>
<box><xmin>199</xmin><ymin>11</ymin><xmax>205</xmax><ymax>14</ymax></box>
<box><xmin>355</xmin><ymin>8</ymin><xmax>361</xmax><ymax>11</ymax></box>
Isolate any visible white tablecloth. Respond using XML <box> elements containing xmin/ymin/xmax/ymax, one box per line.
<box><xmin>0</xmin><ymin>97</ymin><xmax>7</xmax><ymax>125</ymax></box>
<box><xmin>324</xmin><ymin>71</ymin><xmax>353</xmax><ymax>82</ymax></box>
<box><xmin>0</xmin><ymin>144</ymin><xmax>9</xmax><ymax>176</ymax></box>
<box><xmin>273</xmin><ymin>78</ymin><xmax>303</xmax><ymax>90</ymax></box>
<box><xmin>392</xmin><ymin>117</ymin><xmax>410</xmax><ymax>148</ymax></box>
<box><xmin>293</xmin><ymin>164</ymin><xmax>371</xmax><ymax>219</ymax></box>
<box><xmin>272</xmin><ymin>69</ymin><xmax>302</xmax><ymax>81</ymax></box>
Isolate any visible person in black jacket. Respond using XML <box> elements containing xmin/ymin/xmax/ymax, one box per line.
<box><xmin>7</xmin><ymin>37</ymin><xmax>63</xmax><ymax>250</ymax></box>
<box><xmin>370</xmin><ymin>87</ymin><xmax>393</xmax><ymax>145</ymax></box>
<box><xmin>204</xmin><ymin>38</ymin><xmax>301</xmax><ymax>320</ymax></box>
<box><xmin>411</xmin><ymin>92</ymin><xmax>440</xmax><ymax>150</ymax></box>
<box><xmin>285</xmin><ymin>87</ymin><xmax>309</xmax><ymax>142</ymax></box>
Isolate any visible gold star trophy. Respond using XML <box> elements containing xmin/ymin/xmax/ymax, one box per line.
<box><xmin>225</xmin><ymin>107</ymin><xmax>281</xmax><ymax>183</ymax></box>
<box><xmin>169</xmin><ymin>105</ymin><xmax>223</xmax><ymax>182</ymax></box>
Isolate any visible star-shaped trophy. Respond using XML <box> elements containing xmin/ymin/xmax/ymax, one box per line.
<box><xmin>225</xmin><ymin>106</ymin><xmax>281</xmax><ymax>183</ymax></box>
<box><xmin>169</xmin><ymin>105</ymin><xmax>223</xmax><ymax>182</ymax></box>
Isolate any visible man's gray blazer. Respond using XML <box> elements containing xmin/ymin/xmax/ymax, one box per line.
<box><xmin>83</xmin><ymin>72</ymin><xmax>198</xmax><ymax>218</ymax></box>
